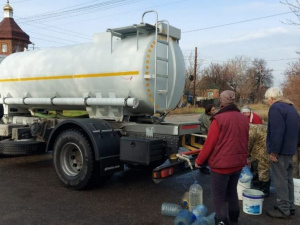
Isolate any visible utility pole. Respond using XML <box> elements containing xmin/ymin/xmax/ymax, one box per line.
<box><xmin>193</xmin><ymin>47</ymin><xmax>197</xmax><ymax>106</ymax></box>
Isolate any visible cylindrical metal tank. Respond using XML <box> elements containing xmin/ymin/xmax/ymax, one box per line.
<box><xmin>0</xmin><ymin>24</ymin><xmax>185</xmax><ymax>116</ymax></box>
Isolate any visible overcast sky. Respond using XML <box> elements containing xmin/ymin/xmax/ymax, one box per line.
<box><xmin>8</xmin><ymin>0</ymin><xmax>300</xmax><ymax>86</ymax></box>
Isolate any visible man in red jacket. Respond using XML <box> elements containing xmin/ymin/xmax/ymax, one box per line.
<box><xmin>195</xmin><ymin>90</ymin><xmax>249</xmax><ymax>225</ymax></box>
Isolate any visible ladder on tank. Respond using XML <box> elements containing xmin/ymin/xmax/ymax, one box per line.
<box><xmin>142</xmin><ymin>10</ymin><xmax>170</xmax><ymax>115</ymax></box>
<box><xmin>107</xmin><ymin>10</ymin><xmax>170</xmax><ymax>115</ymax></box>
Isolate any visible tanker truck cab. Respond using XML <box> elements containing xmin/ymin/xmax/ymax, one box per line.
<box><xmin>0</xmin><ymin>11</ymin><xmax>202</xmax><ymax>190</ymax></box>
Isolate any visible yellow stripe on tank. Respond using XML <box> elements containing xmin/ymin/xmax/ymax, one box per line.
<box><xmin>0</xmin><ymin>71</ymin><xmax>139</xmax><ymax>82</ymax></box>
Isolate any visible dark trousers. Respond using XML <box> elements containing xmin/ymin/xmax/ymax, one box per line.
<box><xmin>271</xmin><ymin>155</ymin><xmax>295</xmax><ymax>215</ymax></box>
<box><xmin>210</xmin><ymin>170</ymin><xmax>241</xmax><ymax>223</ymax></box>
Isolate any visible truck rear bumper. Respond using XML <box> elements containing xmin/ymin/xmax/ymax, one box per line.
<box><xmin>152</xmin><ymin>149</ymin><xmax>200</xmax><ymax>183</ymax></box>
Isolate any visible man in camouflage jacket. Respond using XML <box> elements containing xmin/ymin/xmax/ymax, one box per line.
<box><xmin>248</xmin><ymin>124</ymin><xmax>270</xmax><ymax>196</ymax></box>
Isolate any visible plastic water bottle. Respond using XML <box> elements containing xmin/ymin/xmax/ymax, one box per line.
<box><xmin>191</xmin><ymin>212</ymin><xmax>216</xmax><ymax>225</ymax></box>
<box><xmin>192</xmin><ymin>204</ymin><xmax>208</xmax><ymax>219</ymax></box>
<box><xmin>161</xmin><ymin>202</ymin><xmax>183</xmax><ymax>217</ymax></box>
<box><xmin>174</xmin><ymin>209</ymin><xmax>196</xmax><ymax>225</ymax></box>
<box><xmin>189</xmin><ymin>181</ymin><xmax>203</xmax><ymax>211</ymax></box>
<box><xmin>181</xmin><ymin>191</ymin><xmax>189</xmax><ymax>209</ymax></box>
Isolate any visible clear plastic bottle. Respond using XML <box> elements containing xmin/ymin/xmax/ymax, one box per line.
<box><xmin>191</xmin><ymin>212</ymin><xmax>216</xmax><ymax>225</ymax></box>
<box><xmin>161</xmin><ymin>202</ymin><xmax>183</xmax><ymax>217</ymax></box>
<box><xmin>174</xmin><ymin>209</ymin><xmax>196</xmax><ymax>225</ymax></box>
<box><xmin>192</xmin><ymin>204</ymin><xmax>207</xmax><ymax>219</ymax></box>
<box><xmin>181</xmin><ymin>191</ymin><xmax>189</xmax><ymax>209</ymax></box>
<box><xmin>189</xmin><ymin>181</ymin><xmax>203</xmax><ymax>211</ymax></box>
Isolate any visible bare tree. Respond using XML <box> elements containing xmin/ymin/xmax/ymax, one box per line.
<box><xmin>196</xmin><ymin>56</ymin><xmax>274</xmax><ymax>104</ymax></box>
<box><xmin>199</xmin><ymin>62</ymin><xmax>231</xmax><ymax>92</ymax></box>
<box><xmin>184</xmin><ymin>53</ymin><xmax>195</xmax><ymax>96</ymax></box>
<box><xmin>225</xmin><ymin>56</ymin><xmax>252</xmax><ymax>103</ymax></box>
<box><xmin>250</xmin><ymin>58</ymin><xmax>274</xmax><ymax>102</ymax></box>
<box><xmin>281</xmin><ymin>1</ymin><xmax>300</xmax><ymax>54</ymax></box>
<box><xmin>281</xmin><ymin>0</ymin><xmax>300</xmax><ymax>26</ymax></box>
<box><xmin>282</xmin><ymin>59</ymin><xmax>300</xmax><ymax>107</ymax></box>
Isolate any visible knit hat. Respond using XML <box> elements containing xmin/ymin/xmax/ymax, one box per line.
<box><xmin>220</xmin><ymin>90</ymin><xmax>235</xmax><ymax>107</ymax></box>
<box><xmin>241</xmin><ymin>105</ymin><xmax>251</xmax><ymax>113</ymax></box>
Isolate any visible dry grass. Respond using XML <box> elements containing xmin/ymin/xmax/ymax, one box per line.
<box><xmin>169</xmin><ymin>105</ymin><xmax>204</xmax><ymax>115</ymax></box>
<box><xmin>169</xmin><ymin>103</ymin><xmax>270</xmax><ymax>123</ymax></box>
<box><xmin>61</xmin><ymin>103</ymin><xmax>298</xmax><ymax>124</ymax></box>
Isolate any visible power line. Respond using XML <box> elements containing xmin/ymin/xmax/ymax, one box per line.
<box><xmin>18</xmin><ymin>0</ymin><xmax>144</xmax><ymax>23</ymax></box>
<box><xmin>17</xmin><ymin>17</ymin><xmax>91</xmax><ymax>40</ymax></box>
<box><xmin>11</xmin><ymin>2</ymin><xmax>298</xmax><ymax>53</ymax></box>
<box><xmin>18</xmin><ymin>0</ymin><xmax>114</xmax><ymax>22</ymax></box>
<box><xmin>28</xmin><ymin>31</ymin><xmax>81</xmax><ymax>44</ymax></box>
<box><xmin>15</xmin><ymin>0</ymin><xmax>145</xmax><ymax>45</ymax></box>
<box><xmin>182</xmin><ymin>56</ymin><xmax>299</xmax><ymax>64</ymax></box>
<box><xmin>28</xmin><ymin>36</ymin><xmax>74</xmax><ymax>46</ymax></box>
<box><xmin>182</xmin><ymin>12</ymin><xmax>293</xmax><ymax>33</ymax></box>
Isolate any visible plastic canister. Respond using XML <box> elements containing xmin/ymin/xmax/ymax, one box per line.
<box><xmin>174</xmin><ymin>209</ymin><xmax>196</xmax><ymax>225</ymax></box>
<box><xmin>192</xmin><ymin>204</ymin><xmax>208</xmax><ymax>219</ymax></box>
<box><xmin>161</xmin><ymin>202</ymin><xmax>183</xmax><ymax>217</ymax></box>
<box><xmin>191</xmin><ymin>212</ymin><xmax>216</xmax><ymax>225</ymax></box>
<box><xmin>189</xmin><ymin>181</ymin><xmax>203</xmax><ymax>211</ymax></box>
<box><xmin>181</xmin><ymin>192</ymin><xmax>189</xmax><ymax>209</ymax></box>
<box><xmin>242</xmin><ymin>189</ymin><xmax>264</xmax><ymax>215</ymax></box>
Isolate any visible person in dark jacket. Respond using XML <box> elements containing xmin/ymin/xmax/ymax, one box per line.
<box><xmin>195</xmin><ymin>90</ymin><xmax>249</xmax><ymax>225</ymax></box>
<box><xmin>264</xmin><ymin>87</ymin><xmax>299</xmax><ymax>219</ymax></box>
<box><xmin>198</xmin><ymin>104</ymin><xmax>216</xmax><ymax>134</ymax></box>
<box><xmin>198</xmin><ymin>104</ymin><xmax>216</xmax><ymax>174</ymax></box>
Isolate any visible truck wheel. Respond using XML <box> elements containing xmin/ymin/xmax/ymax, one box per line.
<box><xmin>0</xmin><ymin>139</ymin><xmax>46</xmax><ymax>156</ymax></box>
<box><xmin>53</xmin><ymin>129</ymin><xmax>100</xmax><ymax>190</ymax></box>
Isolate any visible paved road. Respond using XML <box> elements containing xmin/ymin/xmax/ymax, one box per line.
<box><xmin>0</xmin><ymin>154</ymin><xmax>298</xmax><ymax>225</ymax></box>
<box><xmin>0</xmin><ymin>114</ymin><xmax>299</xmax><ymax>225</ymax></box>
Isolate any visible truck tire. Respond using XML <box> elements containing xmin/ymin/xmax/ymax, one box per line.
<box><xmin>0</xmin><ymin>139</ymin><xmax>46</xmax><ymax>156</ymax></box>
<box><xmin>53</xmin><ymin>129</ymin><xmax>100</xmax><ymax>190</ymax></box>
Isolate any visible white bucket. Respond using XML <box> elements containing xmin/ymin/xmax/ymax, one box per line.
<box><xmin>242</xmin><ymin>189</ymin><xmax>264</xmax><ymax>215</ymax></box>
<box><xmin>237</xmin><ymin>180</ymin><xmax>251</xmax><ymax>200</ymax></box>
<box><xmin>294</xmin><ymin>178</ymin><xmax>300</xmax><ymax>206</ymax></box>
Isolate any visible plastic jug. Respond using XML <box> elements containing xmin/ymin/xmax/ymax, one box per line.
<box><xmin>192</xmin><ymin>204</ymin><xmax>208</xmax><ymax>219</ymax></box>
<box><xmin>181</xmin><ymin>191</ymin><xmax>189</xmax><ymax>209</ymax></box>
<box><xmin>161</xmin><ymin>202</ymin><xmax>182</xmax><ymax>217</ymax></box>
<box><xmin>189</xmin><ymin>181</ymin><xmax>203</xmax><ymax>211</ymax></box>
<box><xmin>174</xmin><ymin>209</ymin><xmax>196</xmax><ymax>225</ymax></box>
<box><xmin>191</xmin><ymin>212</ymin><xmax>216</xmax><ymax>225</ymax></box>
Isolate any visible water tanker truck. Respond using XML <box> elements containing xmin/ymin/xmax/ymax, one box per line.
<box><xmin>0</xmin><ymin>11</ymin><xmax>202</xmax><ymax>189</ymax></box>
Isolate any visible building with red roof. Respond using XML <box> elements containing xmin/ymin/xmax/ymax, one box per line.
<box><xmin>0</xmin><ymin>0</ymin><xmax>31</xmax><ymax>55</ymax></box>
